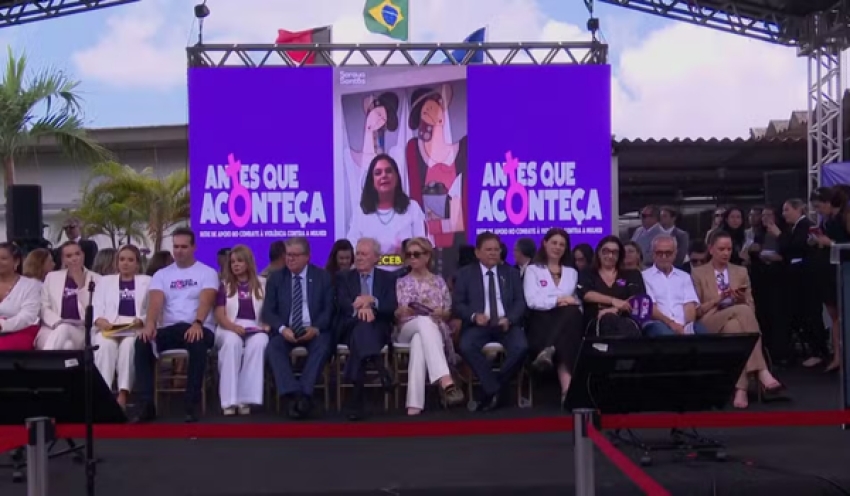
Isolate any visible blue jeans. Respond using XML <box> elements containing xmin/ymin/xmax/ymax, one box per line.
<box><xmin>643</xmin><ymin>320</ymin><xmax>709</xmax><ymax>337</ymax></box>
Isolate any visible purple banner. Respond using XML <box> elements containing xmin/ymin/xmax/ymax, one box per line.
<box><xmin>466</xmin><ymin>65</ymin><xmax>611</xmax><ymax>263</ymax></box>
<box><xmin>188</xmin><ymin>67</ymin><xmax>335</xmax><ymax>268</ymax></box>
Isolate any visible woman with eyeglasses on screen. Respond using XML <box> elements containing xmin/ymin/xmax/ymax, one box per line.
<box><xmin>0</xmin><ymin>243</ymin><xmax>43</xmax><ymax>350</ymax></box>
<box><xmin>92</xmin><ymin>245</ymin><xmax>150</xmax><ymax>409</ymax></box>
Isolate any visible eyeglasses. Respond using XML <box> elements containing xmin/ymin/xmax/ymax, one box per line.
<box><xmin>405</xmin><ymin>251</ymin><xmax>425</xmax><ymax>259</ymax></box>
<box><xmin>654</xmin><ymin>250</ymin><xmax>674</xmax><ymax>258</ymax></box>
<box><xmin>691</xmin><ymin>258</ymin><xmax>707</xmax><ymax>266</ymax></box>
<box><xmin>600</xmin><ymin>249</ymin><xmax>619</xmax><ymax>257</ymax></box>
<box><xmin>286</xmin><ymin>252</ymin><xmax>306</xmax><ymax>258</ymax></box>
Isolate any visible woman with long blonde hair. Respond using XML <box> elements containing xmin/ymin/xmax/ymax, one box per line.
<box><xmin>213</xmin><ymin>244</ymin><xmax>269</xmax><ymax>415</ymax></box>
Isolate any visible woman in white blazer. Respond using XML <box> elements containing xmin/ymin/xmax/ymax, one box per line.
<box><xmin>92</xmin><ymin>245</ymin><xmax>150</xmax><ymax>409</ymax></box>
<box><xmin>522</xmin><ymin>228</ymin><xmax>584</xmax><ymax>406</ymax></box>
<box><xmin>213</xmin><ymin>244</ymin><xmax>269</xmax><ymax>415</ymax></box>
<box><xmin>35</xmin><ymin>241</ymin><xmax>101</xmax><ymax>351</ymax></box>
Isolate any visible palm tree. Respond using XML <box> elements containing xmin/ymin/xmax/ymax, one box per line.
<box><xmin>0</xmin><ymin>48</ymin><xmax>110</xmax><ymax>188</ymax></box>
<box><xmin>82</xmin><ymin>162</ymin><xmax>189</xmax><ymax>251</ymax></box>
<box><xmin>69</xmin><ymin>184</ymin><xmax>148</xmax><ymax>248</ymax></box>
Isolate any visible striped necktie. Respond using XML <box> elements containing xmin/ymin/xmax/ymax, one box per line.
<box><xmin>291</xmin><ymin>275</ymin><xmax>304</xmax><ymax>332</ymax></box>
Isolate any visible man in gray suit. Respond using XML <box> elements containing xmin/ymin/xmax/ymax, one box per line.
<box><xmin>454</xmin><ymin>232</ymin><xmax>528</xmax><ymax>412</ymax></box>
<box><xmin>631</xmin><ymin>205</ymin><xmax>663</xmax><ymax>267</ymax></box>
<box><xmin>660</xmin><ymin>206</ymin><xmax>690</xmax><ymax>266</ymax></box>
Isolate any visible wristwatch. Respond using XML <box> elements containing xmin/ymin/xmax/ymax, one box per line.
<box><xmin>193</xmin><ymin>319</ymin><xmax>203</xmax><ymax>327</ymax></box>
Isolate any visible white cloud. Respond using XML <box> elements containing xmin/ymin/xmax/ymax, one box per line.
<box><xmin>70</xmin><ymin>0</ymin><xmax>810</xmax><ymax>138</ymax></box>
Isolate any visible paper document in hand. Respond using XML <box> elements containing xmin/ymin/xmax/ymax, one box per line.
<box><xmin>409</xmin><ymin>302</ymin><xmax>433</xmax><ymax>316</ymax></box>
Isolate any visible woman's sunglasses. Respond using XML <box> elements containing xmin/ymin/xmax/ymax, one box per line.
<box><xmin>405</xmin><ymin>251</ymin><xmax>425</xmax><ymax>259</ymax></box>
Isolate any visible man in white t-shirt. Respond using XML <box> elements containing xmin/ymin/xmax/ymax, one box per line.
<box><xmin>641</xmin><ymin>235</ymin><xmax>709</xmax><ymax>337</ymax></box>
<box><xmin>133</xmin><ymin>227</ymin><xmax>219</xmax><ymax>423</ymax></box>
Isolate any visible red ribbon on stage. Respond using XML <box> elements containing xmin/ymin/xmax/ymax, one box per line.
<box><xmin>586</xmin><ymin>423</ymin><xmax>671</xmax><ymax>496</ymax></box>
<box><xmin>0</xmin><ymin>410</ymin><xmax>848</xmax><ymax>442</ymax></box>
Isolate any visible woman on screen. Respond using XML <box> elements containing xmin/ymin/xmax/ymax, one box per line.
<box><xmin>345</xmin><ymin>92</ymin><xmax>402</xmax><ymax>223</ymax></box>
<box><xmin>405</xmin><ymin>85</ymin><xmax>468</xmax><ymax>274</ymax></box>
<box><xmin>346</xmin><ymin>154</ymin><xmax>426</xmax><ymax>267</ymax></box>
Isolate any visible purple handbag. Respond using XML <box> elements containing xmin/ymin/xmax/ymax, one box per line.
<box><xmin>629</xmin><ymin>294</ymin><xmax>654</xmax><ymax>326</ymax></box>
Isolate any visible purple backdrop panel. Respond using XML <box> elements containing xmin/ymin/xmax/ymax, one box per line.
<box><xmin>466</xmin><ymin>65</ymin><xmax>611</xmax><ymax>263</ymax></box>
<box><xmin>189</xmin><ymin>67</ymin><xmax>335</xmax><ymax>267</ymax></box>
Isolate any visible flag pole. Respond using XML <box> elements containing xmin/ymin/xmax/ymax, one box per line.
<box><xmin>407</xmin><ymin>0</ymin><xmax>413</xmax><ymax>42</ymax></box>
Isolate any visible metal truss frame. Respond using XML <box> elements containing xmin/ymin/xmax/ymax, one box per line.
<box><xmin>0</xmin><ymin>0</ymin><xmax>137</xmax><ymax>28</ymax></box>
<box><xmin>807</xmin><ymin>46</ymin><xmax>843</xmax><ymax>199</ymax></box>
<box><xmin>185</xmin><ymin>42</ymin><xmax>608</xmax><ymax>68</ymax></box>
<box><xmin>597</xmin><ymin>0</ymin><xmax>800</xmax><ymax>45</ymax></box>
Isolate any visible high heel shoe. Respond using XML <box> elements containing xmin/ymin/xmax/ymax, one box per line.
<box><xmin>440</xmin><ymin>384</ymin><xmax>465</xmax><ymax>408</ymax></box>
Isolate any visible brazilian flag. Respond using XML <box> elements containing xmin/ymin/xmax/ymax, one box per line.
<box><xmin>363</xmin><ymin>0</ymin><xmax>409</xmax><ymax>41</ymax></box>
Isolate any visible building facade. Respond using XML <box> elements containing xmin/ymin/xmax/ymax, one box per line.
<box><xmin>3</xmin><ymin>125</ymin><xmax>188</xmax><ymax>251</ymax></box>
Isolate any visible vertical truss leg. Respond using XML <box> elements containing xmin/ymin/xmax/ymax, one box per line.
<box><xmin>807</xmin><ymin>46</ymin><xmax>843</xmax><ymax>205</ymax></box>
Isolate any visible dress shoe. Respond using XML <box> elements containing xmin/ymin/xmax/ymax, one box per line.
<box><xmin>296</xmin><ymin>395</ymin><xmax>313</xmax><ymax>418</ymax></box>
<box><xmin>477</xmin><ymin>394</ymin><xmax>500</xmax><ymax>412</ymax></box>
<box><xmin>379</xmin><ymin>370</ymin><xmax>395</xmax><ymax>392</ymax></box>
<box><xmin>286</xmin><ymin>397</ymin><xmax>303</xmax><ymax>420</ymax></box>
<box><xmin>131</xmin><ymin>402</ymin><xmax>156</xmax><ymax>424</ymax></box>
<box><xmin>184</xmin><ymin>406</ymin><xmax>199</xmax><ymax>423</ymax></box>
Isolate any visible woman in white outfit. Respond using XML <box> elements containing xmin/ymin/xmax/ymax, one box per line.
<box><xmin>92</xmin><ymin>245</ymin><xmax>150</xmax><ymax>409</ymax></box>
<box><xmin>213</xmin><ymin>244</ymin><xmax>269</xmax><ymax>415</ymax></box>
<box><xmin>394</xmin><ymin>237</ymin><xmax>464</xmax><ymax>415</ymax></box>
<box><xmin>36</xmin><ymin>241</ymin><xmax>100</xmax><ymax>350</ymax></box>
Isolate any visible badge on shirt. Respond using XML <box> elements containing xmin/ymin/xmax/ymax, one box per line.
<box><xmin>539</xmin><ymin>280</ymin><xmax>548</xmax><ymax>287</ymax></box>
<box><xmin>630</xmin><ymin>294</ymin><xmax>653</xmax><ymax>325</ymax></box>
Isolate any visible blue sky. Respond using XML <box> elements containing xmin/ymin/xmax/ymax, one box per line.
<box><xmin>0</xmin><ymin>0</ymin><xmax>809</xmax><ymax>138</ymax></box>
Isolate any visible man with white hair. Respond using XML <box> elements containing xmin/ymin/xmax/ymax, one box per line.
<box><xmin>641</xmin><ymin>234</ymin><xmax>709</xmax><ymax>336</ymax></box>
<box><xmin>336</xmin><ymin>237</ymin><xmax>398</xmax><ymax>420</ymax></box>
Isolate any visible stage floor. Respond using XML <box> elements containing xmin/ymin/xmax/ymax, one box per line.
<box><xmin>1</xmin><ymin>369</ymin><xmax>848</xmax><ymax>496</ymax></box>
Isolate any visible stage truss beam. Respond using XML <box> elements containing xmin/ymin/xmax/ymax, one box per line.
<box><xmin>807</xmin><ymin>47</ymin><xmax>843</xmax><ymax>198</ymax></box>
<box><xmin>185</xmin><ymin>42</ymin><xmax>608</xmax><ymax>68</ymax></box>
<box><xmin>597</xmin><ymin>0</ymin><xmax>800</xmax><ymax>45</ymax></box>
<box><xmin>0</xmin><ymin>0</ymin><xmax>138</xmax><ymax>28</ymax></box>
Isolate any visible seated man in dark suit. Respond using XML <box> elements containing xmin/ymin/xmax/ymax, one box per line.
<box><xmin>454</xmin><ymin>231</ymin><xmax>528</xmax><ymax>412</ymax></box>
<box><xmin>262</xmin><ymin>237</ymin><xmax>333</xmax><ymax>420</ymax></box>
<box><xmin>337</xmin><ymin>237</ymin><xmax>397</xmax><ymax>420</ymax></box>
<box><xmin>678</xmin><ymin>240</ymin><xmax>708</xmax><ymax>274</ymax></box>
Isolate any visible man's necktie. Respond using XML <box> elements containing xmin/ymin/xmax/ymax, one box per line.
<box><xmin>487</xmin><ymin>270</ymin><xmax>499</xmax><ymax>326</ymax></box>
<box><xmin>291</xmin><ymin>275</ymin><xmax>304</xmax><ymax>332</ymax></box>
<box><xmin>360</xmin><ymin>274</ymin><xmax>371</xmax><ymax>295</ymax></box>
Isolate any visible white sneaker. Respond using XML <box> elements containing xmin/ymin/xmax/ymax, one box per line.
<box><xmin>223</xmin><ymin>406</ymin><xmax>237</xmax><ymax>416</ymax></box>
<box><xmin>237</xmin><ymin>405</ymin><xmax>251</xmax><ymax>415</ymax></box>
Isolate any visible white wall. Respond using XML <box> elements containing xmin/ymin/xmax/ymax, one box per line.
<box><xmin>1</xmin><ymin>143</ymin><xmax>188</xmax><ymax>253</ymax></box>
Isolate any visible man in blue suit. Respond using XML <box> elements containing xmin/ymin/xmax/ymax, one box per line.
<box><xmin>454</xmin><ymin>231</ymin><xmax>528</xmax><ymax>412</ymax></box>
<box><xmin>263</xmin><ymin>237</ymin><xmax>333</xmax><ymax>420</ymax></box>
<box><xmin>337</xmin><ymin>237</ymin><xmax>398</xmax><ymax>420</ymax></box>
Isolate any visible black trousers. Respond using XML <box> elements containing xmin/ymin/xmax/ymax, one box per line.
<box><xmin>525</xmin><ymin>305</ymin><xmax>584</xmax><ymax>372</ymax></box>
<box><xmin>787</xmin><ymin>262</ymin><xmax>830</xmax><ymax>359</ymax></box>
<box><xmin>134</xmin><ymin>322</ymin><xmax>215</xmax><ymax>406</ymax></box>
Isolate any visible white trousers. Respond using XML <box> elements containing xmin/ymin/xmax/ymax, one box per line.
<box><xmin>215</xmin><ymin>328</ymin><xmax>269</xmax><ymax>408</ymax></box>
<box><xmin>92</xmin><ymin>333</ymin><xmax>135</xmax><ymax>392</ymax></box>
<box><xmin>397</xmin><ymin>317</ymin><xmax>451</xmax><ymax>410</ymax></box>
<box><xmin>35</xmin><ymin>324</ymin><xmax>86</xmax><ymax>350</ymax></box>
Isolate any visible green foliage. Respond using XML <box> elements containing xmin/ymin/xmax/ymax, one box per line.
<box><xmin>73</xmin><ymin>162</ymin><xmax>189</xmax><ymax>251</ymax></box>
<box><xmin>0</xmin><ymin>48</ymin><xmax>111</xmax><ymax>187</ymax></box>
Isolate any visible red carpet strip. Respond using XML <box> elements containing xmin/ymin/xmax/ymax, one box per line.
<box><xmin>0</xmin><ymin>410</ymin><xmax>847</xmax><ymax>441</ymax></box>
<box><xmin>586</xmin><ymin>423</ymin><xmax>671</xmax><ymax>496</ymax></box>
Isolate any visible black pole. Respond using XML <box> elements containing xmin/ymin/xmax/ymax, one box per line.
<box><xmin>84</xmin><ymin>279</ymin><xmax>97</xmax><ymax>496</ymax></box>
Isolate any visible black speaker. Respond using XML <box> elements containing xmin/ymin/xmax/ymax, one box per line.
<box><xmin>764</xmin><ymin>171</ymin><xmax>806</xmax><ymax>210</ymax></box>
<box><xmin>5</xmin><ymin>184</ymin><xmax>43</xmax><ymax>241</ymax></box>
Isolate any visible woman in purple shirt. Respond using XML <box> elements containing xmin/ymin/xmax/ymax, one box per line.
<box><xmin>92</xmin><ymin>245</ymin><xmax>150</xmax><ymax>409</ymax></box>
<box><xmin>213</xmin><ymin>244</ymin><xmax>269</xmax><ymax>416</ymax></box>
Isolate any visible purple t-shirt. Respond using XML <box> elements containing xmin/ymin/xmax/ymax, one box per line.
<box><xmin>61</xmin><ymin>276</ymin><xmax>81</xmax><ymax>321</ymax></box>
<box><xmin>118</xmin><ymin>279</ymin><xmax>136</xmax><ymax>317</ymax></box>
<box><xmin>215</xmin><ymin>282</ymin><xmax>256</xmax><ymax>321</ymax></box>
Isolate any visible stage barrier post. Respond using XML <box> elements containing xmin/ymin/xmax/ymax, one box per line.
<box><xmin>26</xmin><ymin>417</ymin><xmax>54</xmax><ymax>496</ymax></box>
<box><xmin>573</xmin><ymin>409</ymin><xmax>596</xmax><ymax>496</ymax></box>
